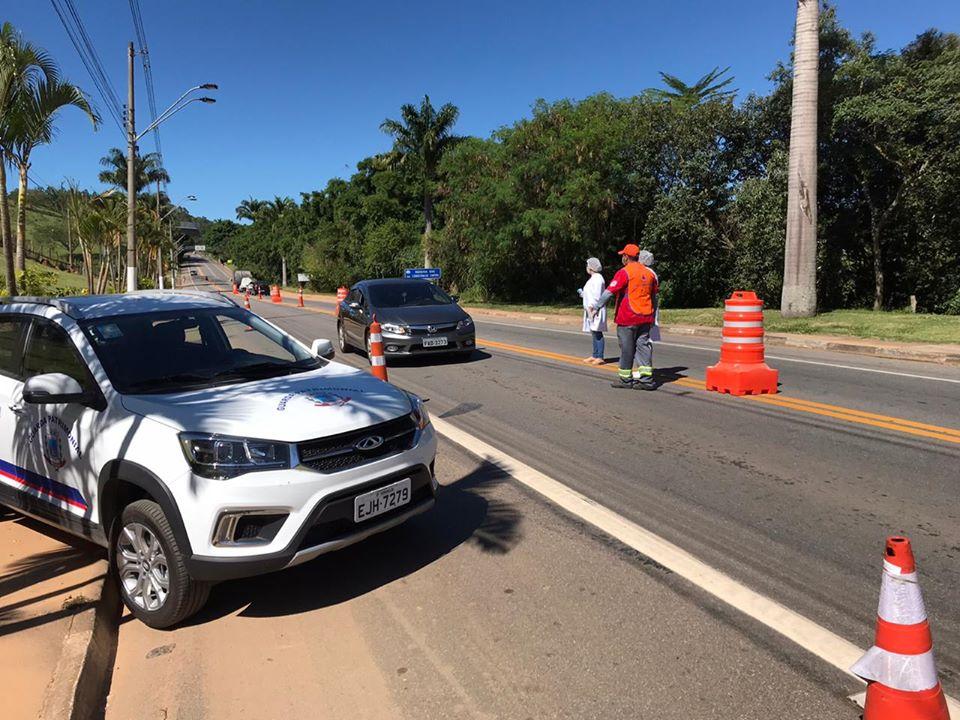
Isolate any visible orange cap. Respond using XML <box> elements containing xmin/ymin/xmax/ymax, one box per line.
<box><xmin>884</xmin><ymin>536</ymin><xmax>916</xmax><ymax>574</ymax></box>
<box><xmin>617</xmin><ymin>243</ymin><xmax>640</xmax><ymax>257</ymax></box>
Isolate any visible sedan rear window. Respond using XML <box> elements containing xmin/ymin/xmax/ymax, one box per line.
<box><xmin>81</xmin><ymin>307</ymin><xmax>320</xmax><ymax>394</ymax></box>
<box><xmin>366</xmin><ymin>282</ymin><xmax>453</xmax><ymax>308</ymax></box>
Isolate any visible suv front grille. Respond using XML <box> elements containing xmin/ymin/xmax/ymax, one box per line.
<box><xmin>297</xmin><ymin>415</ymin><xmax>417</xmax><ymax>474</ymax></box>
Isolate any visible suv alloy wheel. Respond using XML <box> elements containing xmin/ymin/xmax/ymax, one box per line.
<box><xmin>113</xmin><ymin>499</ymin><xmax>210</xmax><ymax>628</ymax></box>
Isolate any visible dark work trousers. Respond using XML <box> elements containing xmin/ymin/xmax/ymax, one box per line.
<box><xmin>616</xmin><ymin>323</ymin><xmax>653</xmax><ymax>380</ymax></box>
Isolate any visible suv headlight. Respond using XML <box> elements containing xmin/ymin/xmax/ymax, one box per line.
<box><xmin>406</xmin><ymin>392</ymin><xmax>430</xmax><ymax>430</ymax></box>
<box><xmin>457</xmin><ymin>317</ymin><xmax>474</xmax><ymax>331</ymax></box>
<box><xmin>380</xmin><ymin>322</ymin><xmax>409</xmax><ymax>336</ymax></box>
<box><xmin>179</xmin><ymin>433</ymin><xmax>291</xmax><ymax>479</ymax></box>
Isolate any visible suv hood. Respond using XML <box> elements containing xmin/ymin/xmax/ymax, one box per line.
<box><xmin>120</xmin><ymin>362</ymin><xmax>413</xmax><ymax>443</ymax></box>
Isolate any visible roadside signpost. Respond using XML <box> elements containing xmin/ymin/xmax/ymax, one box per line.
<box><xmin>404</xmin><ymin>268</ymin><xmax>442</xmax><ymax>280</ymax></box>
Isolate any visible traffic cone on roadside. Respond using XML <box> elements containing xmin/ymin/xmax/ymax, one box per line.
<box><xmin>271</xmin><ymin>285</ymin><xmax>282</xmax><ymax>304</ymax></box>
<box><xmin>298</xmin><ymin>287</ymin><xmax>304</xmax><ymax>307</ymax></box>
<box><xmin>368</xmin><ymin>317</ymin><xmax>389</xmax><ymax>382</ymax></box>
<box><xmin>232</xmin><ymin>283</ymin><xmax>238</xmax><ymax>295</ymax></box>
<box><xmin>851</xmin><ymin>536</ymin><xmax>950</xmax><ymax>720</ymax></box>
<box><xmin>257</xmin><ymin>287</ymin><xmax>263</xmax><ymax>301</ymax></box>
<box><xmin>243</xmin><ymin>291</ymin><xmax>251</xmax><ymax>310</ymax></box>
<box><xmin>705</xmin><ymin>290</ymin><xmax>779</xmax><ymax>395</ymax></box>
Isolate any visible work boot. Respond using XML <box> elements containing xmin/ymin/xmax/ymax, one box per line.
<box><xmin>634</xmin><ymin>377</ymin><xmax>657</xmax><ymax>391</ymax></box>
<box><xmin>611</xmin><ymin>377</ymin><xmax>636</xmax><ymax>389</ymax></box>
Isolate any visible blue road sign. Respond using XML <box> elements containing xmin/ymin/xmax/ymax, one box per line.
<box><xmin>404</xmin><ymin>268</ymin><xmax>442</xmax><ymax>280</ymax></box>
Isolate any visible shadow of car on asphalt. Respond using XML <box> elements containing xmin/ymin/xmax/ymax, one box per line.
<box><xmin>182</xmin><ymin>459</ymin><xmax>521</xmax><ymax>626</ymax></box>
<box><xmin>355</xmin><ymin>349</ymin><xmax>493</xmax><ymax>369</ymax></box>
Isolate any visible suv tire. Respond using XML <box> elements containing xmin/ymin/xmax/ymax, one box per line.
<box><xmin>113</xmin><ymin>499</ymin><xmax>210</xmax><ymax>629</ymax></box>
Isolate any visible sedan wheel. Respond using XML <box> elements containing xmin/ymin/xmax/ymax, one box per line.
<box><xmin>338</xmin><ymin>322</ymin><xmax>351</xmax><ymax>353</ymax></box>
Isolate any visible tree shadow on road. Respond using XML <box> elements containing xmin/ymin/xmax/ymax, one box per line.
<box><xmin>185</xmin><ymin>459</ymin><xmax>522</xmax><ymax>625</ymax></box>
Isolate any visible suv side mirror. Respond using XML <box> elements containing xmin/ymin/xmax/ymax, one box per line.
<box><xmin>310</xmin><ymin>339</ymin><xmax>335</xmax><ymax>360</ymax></box>
<box><xmin>23</xmin><ymin>373</ymin><xmax>89</xmax><ymax>405</ymax></box>
<box><xmin>450</xmin><ymin>295</ymin><xmax>460</xmax><ymax>303</ymax></box>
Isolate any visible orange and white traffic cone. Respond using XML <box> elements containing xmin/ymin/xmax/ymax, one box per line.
<box><xmin>705</xmin><ymin>290</ymin><xmax>779</xmax><ymax>395</ymax></box>
<box><xmin>851</xmin><ymin>536</ymin><xmax>950</xmax><ymax>720</ymax></box>
<box><xmin>298</xmin><ymin>287</ymin><xmax>304</xmax><ymax>307</ymax></box>
<box><xmin>243</xmin><ymin>291</ymin><xmax>251</xmax><ymax>310</ymax></box>
<box><xmin>368</xmin><ymin>317</ymin><xmax>389</xmax><ymax>382</ymax></box>
<box><xmin>257</xmin><ymin>287</ymin><xmax>263</xmax><ymax>301</ymax></box>
<box><xmin>271</xmin><ymin>285</ymin><xmax>282</xmax><ymax>304</ymax></box>
<box><xmin>232</xmin><ymin>283</ymin><xmax>239</xmax><ymax>295</ymax></box>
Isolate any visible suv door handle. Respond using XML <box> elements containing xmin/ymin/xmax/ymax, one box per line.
<box><xmin>8</xmin><ymin>404</ymin><xmax>24</xmax><ymax>416</ymax></box>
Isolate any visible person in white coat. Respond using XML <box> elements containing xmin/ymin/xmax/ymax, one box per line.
<box><xmin>578</xmin><ymin>257</ymin><xmax>608</xmax><ymax>364</ymax></box>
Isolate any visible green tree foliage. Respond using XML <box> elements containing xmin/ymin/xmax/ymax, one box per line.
<box><xmin>219</xmin><ymin>9</ymin><xmax>960</xmax><ymax>313</ymax></box>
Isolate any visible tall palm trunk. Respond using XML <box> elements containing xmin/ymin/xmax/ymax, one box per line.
<box><xmin>0</xmin><ymin>152</ymin><xmax>15</xmax><ymax>295</ymax></box>
<box><xmin>422</xmin><ymin>191</ymin><xmax>434</xmax><ymax>268</ymax></box>
<box><xmin>780</xmin><ymin>0</ymin><xmax>819</xmax><ymax>318</ymax></box>
<box><xmin>15</xmin><ymin>160</ymin><xmax>29</xmax><ymax>271</ymax></box>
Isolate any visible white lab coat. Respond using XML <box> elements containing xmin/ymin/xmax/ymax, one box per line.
<box><xmin>581</xmin><ymin>273</ymin><xmax>607</xmax><ymax>333</ymax></box>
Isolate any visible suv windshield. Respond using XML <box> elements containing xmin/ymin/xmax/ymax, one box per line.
<box><xmin>80</xmin><ymin>307</ymin><xmax>321</xmax><ymax>394</ymax></box>
<box><xmin>367</xmin><ymin>282</ymin><xmax>453</xmax><ymax>308</ymax></box>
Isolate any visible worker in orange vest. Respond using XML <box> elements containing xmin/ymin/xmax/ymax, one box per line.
<box><xmin>589</xmin><ymin>243</ymin><xmax>658</xmax><ymax>390</ymax></box>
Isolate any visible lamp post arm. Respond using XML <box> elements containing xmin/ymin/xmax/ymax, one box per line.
<box><xmin>137</xmin><ymin>97</ymin><xmax>211</xmax><ymax>141</ymax></box>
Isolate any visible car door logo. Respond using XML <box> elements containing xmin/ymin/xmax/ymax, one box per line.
<box><xmin>354</xmin><ymin>435</ymin><xmax>384</xmax><ymax>451</ymax></box>
<box><xmin>43</xmin><ymin>429</ymin><xmax>67</xmax><ymax>470</ymax></box>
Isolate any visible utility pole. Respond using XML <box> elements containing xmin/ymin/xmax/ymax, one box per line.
<box><xmin>282</xmin><ymin>256</ymin><xmax>287</xmax><ymax>287</ymax></box>
<box><xmin>126</xmin><ymin>42</ymin><xmax>137</xmax><ymax>292</ymax></box>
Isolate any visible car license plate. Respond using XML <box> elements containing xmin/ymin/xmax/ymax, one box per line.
<box><xmin>354</xmin><ymin>478</ymin><xmax>411</xmax><ymax>523</ymax></box>
<box><xmin>422</xmin><ymin>336</ymin><xmax>448</xmax><ymax>348</ymax></box>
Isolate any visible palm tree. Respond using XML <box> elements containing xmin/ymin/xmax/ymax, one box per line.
<box><xmin>235</xmin><ymin>196</ymin><xmax>267</xmax><ymax>222</ymax></box>
<box><xmin>98</xmin><ymin>147</ymin><xmax>169</xmax><ymax>195</ymax></box>
<box><xmin>780</xmin><ymin>0</ymin><xmax>820</xmax><ymax>317</ymax></box>
<box><xmin>8</xmin><ymin>78</ymin><xmax>99</xmax><ymax>270</ymax></box>
<box><xmin>0</xmin><ymin>22</ymin><xmax>58</xmax><ymax>295</ymax></box>
<box><xmin>648</xmin><ymin>67</ymin><xmax>736</xmax><ymax>107</ymax></box>
<box><xmin>380</xmin><ymin>95</ymin><xmax>461</xmax><ymax>267</ymax></box>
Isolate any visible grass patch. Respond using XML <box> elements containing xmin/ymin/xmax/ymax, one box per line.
<box><xmin>25</xmin><ymin>260</ymin><xmax>89</xmax><ymax>292</ymax></box>
<box><xmin>461</xmin><ymin>301</ymin><xmax>960</xmax><ymax>345</ymax></box>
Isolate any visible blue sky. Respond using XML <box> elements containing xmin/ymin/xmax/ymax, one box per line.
<box><xmin>6</xmin><ymin>1</ymin><xmax>959</xmax><ymax>221</ymax></box>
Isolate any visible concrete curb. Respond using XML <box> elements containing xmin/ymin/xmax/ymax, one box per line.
<box><xmin>40</xmin><ymin>567</ymin><xmax>121</xmax><ymax>720</ymax></box>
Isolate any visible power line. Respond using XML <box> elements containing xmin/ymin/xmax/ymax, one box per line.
<box><xmin>48</xmin><ymin>0</ymin><xmax>125</xmax><ymax>137</ymax></box>
<box><xmin>128</xmin><ymin>0</ymin><xmax>164</xmax><ymax>173</ymax></box>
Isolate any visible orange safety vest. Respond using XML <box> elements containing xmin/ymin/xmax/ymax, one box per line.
<box><xmin>623</xmin><ymin>262</ymin><xmax>656</xmax><ymax>316</ymax></box>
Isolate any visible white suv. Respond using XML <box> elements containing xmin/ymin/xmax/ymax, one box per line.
<box><xmin>0</xmin><ymin>291</ymin><xmax>437</xmax><ymax>627</ymax></box>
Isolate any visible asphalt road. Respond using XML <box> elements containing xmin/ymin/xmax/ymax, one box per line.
<box><xmin>141</xmin><ymin>257</ymin><xmax>960</xmax><ymax>714</ymax></box>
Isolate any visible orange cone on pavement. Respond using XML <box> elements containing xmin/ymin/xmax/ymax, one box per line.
<box><xmin>368</xmin><ymin>317</ymin><xmax>389</xmax><ymax>382</ymax></box>
<box><xmin>705</xmin><ymin>290</ymin><xmax>779</xmax><ymax>395</ymax></box>
<box><xmin>271</xmin><ymin>285</ymin><xmax>282</xmax><ymax>304</ymax></box>
<box><xmin>232</xmin><ymin>283</ymin><xmax>239</xmax><ymax>295</ymax></box>
<box><xmin>243</xmin><ymin>291</ymin><xmax>251</xmax><ymax>310</ymax></box>
<box><xmin>298</xmin><ymin>287</ymin><xmax>304</xmax><ymax>307</ymax></box>
<box><xmin>851</xmin><ymin>536</ymin><xmax>950</xmax><ymax>720</ymax></box>
<box><xmin>257</xmin><ymin>287</ymin><xmax>263</xmax><ymax>301</ymax></box>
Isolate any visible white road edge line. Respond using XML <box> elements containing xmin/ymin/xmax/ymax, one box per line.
<box><xmin>431</xmin><ymin>415</ymin><xmax>960</xmax><ymax>714</ymax></box>
<box><xmin>471</xmin><ymin>317</ymin><xmax>960</xmax><ymax>385</ymax></box>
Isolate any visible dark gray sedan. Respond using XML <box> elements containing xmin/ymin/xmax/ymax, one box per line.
<box><xmin>337</xmin><ymin>279</ymin><xmax>476</xmax><ymax>357</ymax></box>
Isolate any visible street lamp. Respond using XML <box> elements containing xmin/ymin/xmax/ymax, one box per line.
<box><xmin>126</xmin><ymin>40</ymin><xmax>217</xmax><ymax>293</ymax></box>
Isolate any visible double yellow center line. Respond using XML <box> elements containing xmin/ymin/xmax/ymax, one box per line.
<box><xmin>480</xmin><ymin>339</ymin><xmax>960</xmax><ymax>446</ymax></box>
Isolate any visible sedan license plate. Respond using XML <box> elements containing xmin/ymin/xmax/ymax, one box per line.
<box><xmin>354</xmin><ymin>478</ymin><xmax>411</xmax><ymax>523</ymax></box>
<box><xmin>422</xmin><ymin>336</ymin><xmax>449</xmax><ymax>348</ymax></box>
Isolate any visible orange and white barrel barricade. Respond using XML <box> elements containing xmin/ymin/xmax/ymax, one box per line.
<box><xmin>232</xmin><ymin>283</ymin><xmax>239</xmax><ymax>295</ymax></box>
<box><xmin>336</xmin><ymin>286</ymin><xmax>349</xmax><ymax>302</ymax></box>
<box><xmin>368</xmin><ymin>317</ymin><xmax>389</xmax><ymax>382</ymax></box>
<box><xmin>297</xmin><ymin>287</ymin><xmax>304</xmax><ymax>307</ymax></box>
<box><xmin>851</xmin><ymin>536</ymin><xmax>950</xmax><ymax>720</ymax></box>
<box><xmin>243</xmin><ymin>291</ymin><xmax>251</xmax><ymax>310</ymax></box>
<box><xmin>705</xmin><ymin>290</ymin><xmax>778</xmax><ymax>395</ymax></box>
<box><xmin>271</xmin><ymin>285</ymin><xmax>282</xmax><ymax>304</ymax></box>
